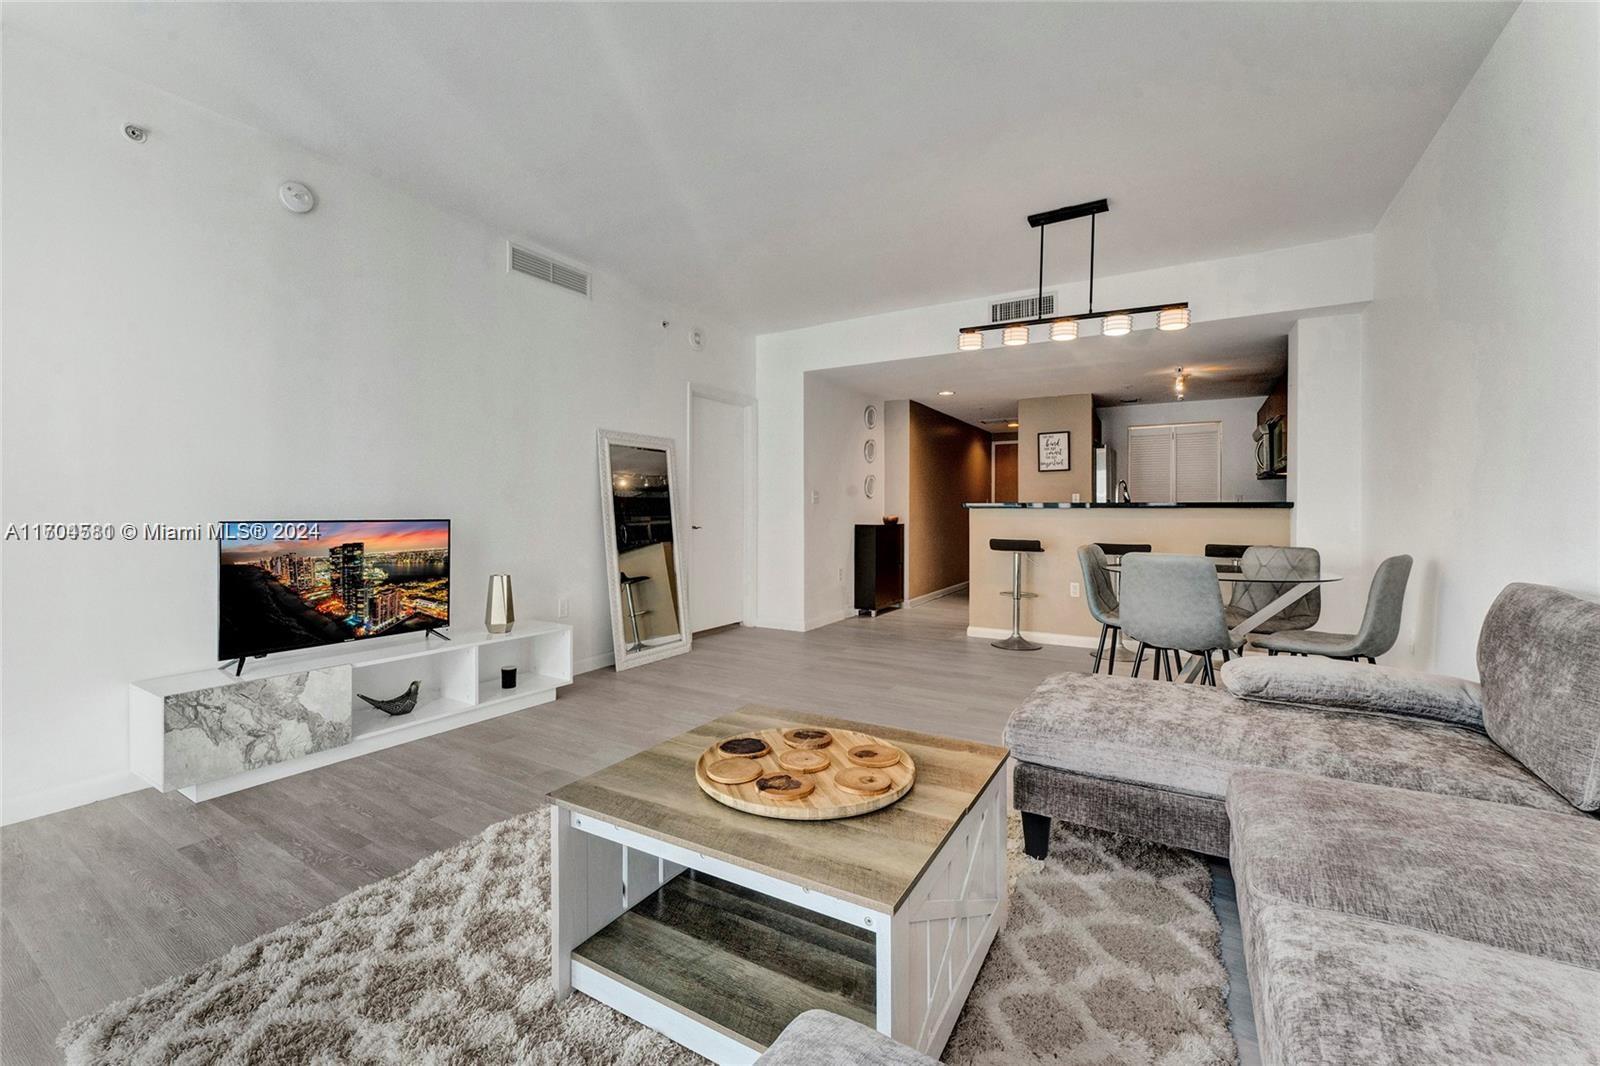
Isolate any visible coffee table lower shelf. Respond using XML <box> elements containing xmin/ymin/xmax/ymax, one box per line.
<box><xmin>551</xmin><ymin>768</ymin><xmax>1007</xmax><ymax>1065</ymax></box>
<box><xmin>573</xmin><ymin>870</ymin><xmax>876</xmax><ymax>1049</ymax></box>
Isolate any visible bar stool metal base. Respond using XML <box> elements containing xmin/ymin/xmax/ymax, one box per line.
<box><xmin>992</xmin><ymin>543</ymin><xmax>1043</xmax><ymax>651</ymax></box>
<box><xmin>991</xmin><ymin>633</ymin><xmax>1043</xmax><ymax>652</ymax></box>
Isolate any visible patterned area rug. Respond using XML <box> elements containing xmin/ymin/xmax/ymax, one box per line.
<box><xmin>60</xmin><ymin>809</ymin><xmax>1235</xmax><ymax>1065</ymax></box>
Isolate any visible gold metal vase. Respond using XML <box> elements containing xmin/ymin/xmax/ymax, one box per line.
<box><xmin>485</xmin><ymin>574</ymin><xmax>515</xmax><ymax>634</ymax></box>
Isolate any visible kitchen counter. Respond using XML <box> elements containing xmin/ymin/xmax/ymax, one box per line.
<box><xmin>966</xmin><ymin>503</ymin><xmax>1293</xmax><ymax>645</ymax></box>
<box><xmin>965</xmin><ymin>501</ymin><xmax>1293</xmax><ymax>509</ymax></box>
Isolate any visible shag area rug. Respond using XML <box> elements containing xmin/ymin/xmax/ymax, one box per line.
<box><xmin>61</xmin><ymin>808</ymin><xmax>1235</xmax><ymax>1065</ymax></box>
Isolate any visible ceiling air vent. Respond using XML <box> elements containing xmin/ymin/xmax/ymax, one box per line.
<box><xmin>508</xmin><ymin>243</ymin><xmax>590</xmax><ymax>297</ymax></box>
<box><xmin>990</xmin><ymin>291</ymin><xmax>1055</xmax><ymax>323</ymax></box>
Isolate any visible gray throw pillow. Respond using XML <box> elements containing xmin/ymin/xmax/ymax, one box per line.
<box><xmin>1220</xmin><ymin>656</ymin><xmax>1484</xmax><ymax>730</ymax></box>
<box><xmin>1477</xmin><ymin>583</ymin><xmax>1600</xmax><ymax>811</ymax></box>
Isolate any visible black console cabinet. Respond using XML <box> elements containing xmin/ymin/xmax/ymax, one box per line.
<box><xmin>854</xmin><ymin>523</ymin><xmax>905</xmax><ymax>616</ymax></box>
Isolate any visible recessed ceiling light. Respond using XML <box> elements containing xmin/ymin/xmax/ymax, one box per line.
<box><xmin>1007</xmin><ymin>421</ymin><xmax>1020</xmax><ymax>429</ymax></box>
<box><xmin>937</xmin><ymin>390</ymin><xmax>955</xmax><ymax>397</ymax></box>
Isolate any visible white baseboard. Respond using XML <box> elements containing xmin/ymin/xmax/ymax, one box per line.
<box><xmin>574</xmin><ymin>650</ymin><xmax>617</xmax><ymax>674</ymax></box>
<box><xmin>2</xmin><ymin>770</ymin><xmax>148</xmax><ymax>826</ymax></box>
<box><xmin>804</xmin><ymin>607</ymin><xmax>857</xmax><ymax>631</ymax></box>
<box><xmin>906</xmin><ymin>581</ymin><xmax>968</xmax><ymax>608</ymax></box>
<box><xmin>965</xmin><ymin>626</ymin><xmax>1101</xmax><ymax>649</ymax></box>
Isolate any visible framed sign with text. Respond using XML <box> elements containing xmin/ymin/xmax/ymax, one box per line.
<box><xmin>1037</xmin><ymin>430</ymin><xmax>1071</xmax><ymax>471</ymax></box>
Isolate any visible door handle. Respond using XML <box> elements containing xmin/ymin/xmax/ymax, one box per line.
<box><xmin>692</xmin><ymin>525</ymin><xmax>702</xmax><ymax>530</ymax></box>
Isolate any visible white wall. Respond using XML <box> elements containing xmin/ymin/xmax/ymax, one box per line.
<box><xmin>801</xmin><ymin>375</ymin><xmax>882</xmax><ymax>628</ymax></box>
<box><xmin>756</xmin><ymin>235</ymin><xmax>1373</xmax><ymax>628</ymax></box>
<box><xmin>1362</xmin><ymin>2</ymin><xmax>1600</xmax><ymax>677</ymax></box>
<box><xmin>0</xmin><ymin>34</ymin><xmax>755</xmax><ymax>823</ymax></box>
<box><xmin>1095</xmin><ymin>396</ymin><xmax>1286</xmax><ymax>504</ymax></box>
<box><xmin>1289</xmin><ymin>314</ymin><xmax>1367</xmax><ymax>632</ymax></box>
<box><xmin>881</xmin><ymin>400</ymin><xmax>911</xmax><ymax>601</ymax></box>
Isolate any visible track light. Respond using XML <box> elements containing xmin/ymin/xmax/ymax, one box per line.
<box><xmin>1102</xmin><ymin>313</ymin><xmax>1132</xmax><ymax>337</ymax></box>
<box><xmin>1050</xmin><ymin>319</ymin><xmax>1078</xmax><ymax>342</ymax></box>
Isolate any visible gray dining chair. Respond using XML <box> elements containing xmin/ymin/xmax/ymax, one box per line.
<box><xmin>1252</xmin><ymin>555</ymin><xmax>1414</xmax><ymax>662</ymax></box>
<box><xmin>1223</xmin><ymin>546</ymin><xmax>1321</xmax><ymax>634</ymax></box>
<box><xmin>1120</xmin><ymin>554</ymin><xmax>1241</xmax><ymax>685</ymax></box>
<box><xmin>1077</xmin><ymin>545</ymin><xmax>1122</xmax><ymax>674</ymax></box>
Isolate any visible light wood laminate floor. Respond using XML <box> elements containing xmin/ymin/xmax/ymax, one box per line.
<box><xmin>1</xmin><ymin>594</ymin><xmax>1257</xmax><ymax>1064</ymax></box>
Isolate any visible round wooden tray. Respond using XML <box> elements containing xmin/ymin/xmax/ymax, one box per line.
<box><xmin>694</xmin><ymin>726</ymin><xmax>916</xmax><ymax>821</ymax></box>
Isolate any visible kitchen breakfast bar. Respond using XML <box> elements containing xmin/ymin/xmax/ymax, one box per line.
<box><xmin>964</xmin><ymin>501</ymin><xmax>1293</xmax><ymax>646</ymax></box>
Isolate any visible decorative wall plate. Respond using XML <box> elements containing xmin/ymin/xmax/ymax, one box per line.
<box><xmin>863</xmin><ymin>439</ymin><xmax>876</xmax><ymax>463</ymax></box>
<box><xmin>863</xmin><ymin>404</ymin><xmax>878</xmax><ymax>429</ymax></box>
<box><xmin>695</xmin><ymin>725</ymin><xmax>916</xmax><ymax>820</ymax></box>
<box><xmin>863</xmin><ymin>474</ymin><xmax>876</xmax><ymax>499</ymax></box>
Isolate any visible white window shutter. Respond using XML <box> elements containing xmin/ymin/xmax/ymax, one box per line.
<box><xmin>1173</xmin><ymin>423</ymin><xmax>1222</xmax><ymax>501</ymax></box>
<box><xmin>1127</xmin><ymin>426</ymin><xmax>1173</xmax><ymax>504</ymax></box>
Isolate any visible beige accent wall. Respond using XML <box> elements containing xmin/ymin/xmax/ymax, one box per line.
<box><xmin>1018</xmin><ymin>394</ymin><xmax>1094</xmax><ymax>502</ymax></box>
<box><xmin>907</xmin><ymin>401</ymin><xmax>992</xmax><ymax>598</ymax></box>
<box><xmin>967</xmin><ymin>507</ymin><xmax>1292</xmax><ymax>640</ymax></box>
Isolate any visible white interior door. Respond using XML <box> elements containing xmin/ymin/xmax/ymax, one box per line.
<box><xmin>689</xmin><ymin>393</ymin><xmax>748</xmax><ymax>632</ymax></box>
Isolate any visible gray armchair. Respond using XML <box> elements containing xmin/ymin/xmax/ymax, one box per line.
<box><xmin>1077</xmin><ymin>544</ymin><xmax>1122</xmax><ymax>674</ymax></box>
<box><xmin>1253</xmin><ymin>554</ymin><xmax>1413</xmax><ymax>662</ymax></box>
<box><xmin>1120</xmin><ymin>553</ymin><xmax>1240</xmax><ymax>684</ymax></box>
<box><xmin>1224</xmin><ymin>545</ymin><xmax>1321</xmax><ymax>634</ymax></box>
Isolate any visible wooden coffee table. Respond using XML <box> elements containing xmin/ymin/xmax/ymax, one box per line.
<box><xmin>548</xmin><ymin>706</ymin><xmax>1010</xmax><ymax>1063</ymax></box>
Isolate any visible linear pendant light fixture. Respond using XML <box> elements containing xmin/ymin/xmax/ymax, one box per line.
<box><xmin>957</xmin><ymin>198</ymin><xmax>1188</xmax><ymax>350</ymax></box>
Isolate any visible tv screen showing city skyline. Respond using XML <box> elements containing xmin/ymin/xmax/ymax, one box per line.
<box><xmin>218</xmin><ymin>520</ymin><xmax>450</xmax><ymax>661</ymax></box>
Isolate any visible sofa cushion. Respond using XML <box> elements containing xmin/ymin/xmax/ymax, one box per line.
<box><xmin>756</xmin><ymin>1010</ymin><xmax>938</xmax><ymax>1066</ymax></box>
<box><xmin>1478</xmin><ymin>583</ymin><xmax>1600</xmax><ymax>810</ymax></box>
<box><xmin>1219</xmin><ymin>656</ymin><xmax>1483</xmax><ymax>729</ymax></box>
<box><xmin>1228</xmin><ymin>770</ymin><xmax>1600</xmax><ymax>968</ymax></box>
<box><xmin>1005</xmin><ymin>672</ymin><xmax>1576</xmax><ymax>815</ymax></box>
<box><xmin>1243</xmin><ymin>900</ymin><xmax>1600</xmax><ymax>1066</ymax></box>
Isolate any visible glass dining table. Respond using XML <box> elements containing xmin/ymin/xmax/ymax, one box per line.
<box><xmin>1105</xmin><ymin>557</ymin><xmax>1342</xmax><ymax>682</ymax></box>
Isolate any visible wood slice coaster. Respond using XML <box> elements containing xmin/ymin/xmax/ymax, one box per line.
<box><xmin>695</xmin><ymin>725</ymin><xmax>917</xmax><ymax>821</ymax></box>
<box><xmin>705</xmin><ymin>758</ymin><xmax>764</xmax><ymax>785</ymax></box>
<box><xmin>845</xmin><ymin>743</ymin><xmax>903</xmax><ymax>769</ymax></box>
<box><xmin>777</xmin><ymin>749</ymin><xmax>830</xmax><ymax>774</ymax></box>
<box><xmin>755</xmin><ymin>774</ymin><xmax>814</xmax><ymax>800</ymax></box>
<box><xmin>835</xmin><ymin>767</ymin><xmax>892</xmax><ymax>796</ymax></box>
<box><xmin>717</xmin><ymin>736</ymin><xmax>771</xmax><ymax>758</ymax></box>
<box><xmin>781</xmin><ymin>727</ymin><xmax>834</xmax><ymax>749</ymax></box>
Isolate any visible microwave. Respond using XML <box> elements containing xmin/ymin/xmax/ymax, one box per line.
<box><xmin>1254</xmin><ymin>417</ymin><xmax>1287</xmax><ymax>478</ymax></box>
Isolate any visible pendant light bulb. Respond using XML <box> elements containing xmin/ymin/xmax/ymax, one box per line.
<box><xmin>1174</xmin><ymin>368</ymin><xmax>1186</xmax><ymax>398</ymax></box>
<box><xmin>1050</xmin><ymin>319</ymin><xmax>1078</xmax><ymax>342</ymax></box>
<box><xmin>1158</xmin><ymin>306</ymin><xmax>1190</xmax><ymax>331</ymax></box>
<box><xmin>958</xmin><ymin>330</ymin><xmax>983</xmax><ymax>351</ymax></box>
<box><xmin>1102</xmin><ymin>313</ymin><xmax>1133</xmax><ymax>337</ymax></box>
<box><xmin>1002</xmin><ymin>324</ymin><xmax>1030</xmax><ymax>346</ymax></box>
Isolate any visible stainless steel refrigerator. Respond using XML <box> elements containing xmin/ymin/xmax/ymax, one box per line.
<box><xmin>1094</xmin><ymin>447</ymin><xmax>1118</xmax><ymax>503</ymax></box>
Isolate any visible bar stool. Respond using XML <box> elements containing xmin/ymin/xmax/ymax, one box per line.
<box><xmin>619</xmin><ymin>573</ymin><xmax>651</xmax><ymax>652</ymax></box>
<box><xmin>990</xmin><ymin>538</ymin><xmax>1044</xmax><ymax>651</ymax></box>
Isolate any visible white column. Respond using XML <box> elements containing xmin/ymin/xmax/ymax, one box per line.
<box><xmin>1288</xmin><ymin>314</ymin><xmax>1366</xmax><ymax>632</ymax></box>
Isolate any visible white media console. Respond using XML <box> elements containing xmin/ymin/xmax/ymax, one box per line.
<box><xmin>130</xmin><ymin>623</ymin><xmax>573</xmax><ymax>801</ymax></box>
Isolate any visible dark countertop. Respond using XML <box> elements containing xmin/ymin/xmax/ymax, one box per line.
<box><xmin>963</xmin><ymin>501</ymin><xmax>1294</xmax><ymax>509</ymax></box>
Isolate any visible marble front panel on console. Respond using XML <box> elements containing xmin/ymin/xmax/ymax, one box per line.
<box><xmin>163</xmin><ymin>666</ymin><xmax>352</xmax><ymax>788</ymax></box>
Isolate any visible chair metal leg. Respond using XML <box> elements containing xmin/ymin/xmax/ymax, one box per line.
<box><xmin>1132</xmin><ymin>642</ymin><xmax>1147</xmax><ymax>678</ymax></box>
<box><xmin>1092</xmin><ymin>624</ymin><xmax>1109</xmax><ymax>673</ymax></box>
<box><xmin>1108</xmin><ymin>629</ymin><xmax>1118</xmax><ymax>675</ymax></box>
<box><xmin>1202</xmin><ymin>653</ymin><xmax>1217</xmax><ymax>686</ymax></box>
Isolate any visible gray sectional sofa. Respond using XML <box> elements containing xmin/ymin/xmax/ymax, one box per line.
<box><xmin>1004</xmin><ymin>582</ymin><xmax>1600</xmax><ymax>1064</ymax></box>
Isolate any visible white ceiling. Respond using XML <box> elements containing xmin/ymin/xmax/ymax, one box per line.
<box><xmin>6</xmin><ymin>3</ymin><xmax>1514</xmax><ymax>332</ymax></box>
<box><xmin>818</xmin><ymin>312</ymin><xmax>1299</xmax><ymax>428</ymax></box>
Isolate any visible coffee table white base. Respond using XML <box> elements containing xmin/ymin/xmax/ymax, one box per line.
<box><xmin>551</xmin><ymin>770</ymin><xmax>1009</xmax><ymax>1064</ymax></box>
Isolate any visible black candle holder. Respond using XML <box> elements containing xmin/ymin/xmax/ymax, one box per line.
<box><xmin>501</xmin><ymin>666</ymin><xmax>517</xmax><ymax>690</ymax></box>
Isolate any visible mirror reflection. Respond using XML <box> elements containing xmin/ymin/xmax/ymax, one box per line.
<box><xmin>608</xmin><ymin>443</ymin><xmax>684</xmax><ymax>654</ymax></box>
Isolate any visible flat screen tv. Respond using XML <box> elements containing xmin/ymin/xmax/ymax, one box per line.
<box><xmin>219</xmin><ymin>520</ymin><xmax>450</xmax><ymax>664</ymax></box>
